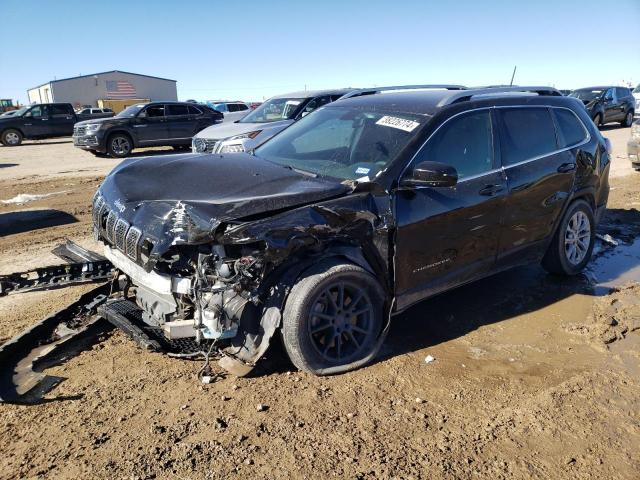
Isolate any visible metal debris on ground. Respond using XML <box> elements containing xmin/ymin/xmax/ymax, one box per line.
<box><xmin>0</xmin><ymin>240</ymin><xmax>114</xmax><ymax>296</ymax></box>
<box><xmin>596</xmin><ymin>233</ymin><xmax>619</xmax><ymax>247</ymax></box>
<box><xmin>424</xmin><ymin>355</ymin><xmax>436</xmax><ymax>364</ymax></box>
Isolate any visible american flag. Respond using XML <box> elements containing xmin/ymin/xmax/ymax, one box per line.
<box><xmin>105</xmin><ymin>80</ymin><xmax>137</xmax><ymax>98</ymax></box>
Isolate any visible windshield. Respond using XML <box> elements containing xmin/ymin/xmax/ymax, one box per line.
<box><xmin>239</xmin><ymin>97</ymin><xmax>305</xmax><ymax>123</ymax></box>
<box><xmin>254</xmin><ymin>106</ymin><xmax>425</xmax><ymax>182</ymax></box>
<box><xmin>6</xmin><ymin>107</ymin><xmax>28</xmax><ymax>117</ymax></box>
<box><xmin>116</xmin><ymin>104</ymin><xmax>146</xmax><ymax>117</ymax></box>
<box><xmin>570</xmin><ymin>89</ymin><xmax>603</xmax><ymax>101</ymax></box>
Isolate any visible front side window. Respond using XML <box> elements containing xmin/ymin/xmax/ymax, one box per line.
<box><xmin>498</xmin><ymin>108</ymin><xmax>558</xmax><ymax>166</ymax></box>
<box><xmin>300</xmin><ymin>95</ymin><xmax>334</xmax><ymax>117</ymax></box>
<box><xmin>604</xmin><ymin>89</ymin><xmax>615</xmax><ymax>102</ymax></box>
<box><xmin>255</xmin><ymin>106</ymin><xmax>425</xmax><ymax>181</ymax></box>
<box><xmin>240</xmin><ymin>97</ymin><xmax>305</xmax><ymax>123</ymax></box>
<box><xmin>417</xmin><ymin>110</ymin><xmax>493</xmax><ymax>179</ymax></box>
<box><xmin>116</xmin><ymin>104</ymin><xmax>146</xmax><ymax>117</ymax></box>
<box><xmin>553</xmin><ymin>109</ymin><xmax>587</xmax><ymax>148</ymax></box>
<box><xmin>143</xmin><ymin>105</ymin><xmax>165</xmax><ymax>118</ymax></box>
<box><xmin>27</xmin><ymin>105</ymin><xmax>48</xmax><ymax>117</ymax></box>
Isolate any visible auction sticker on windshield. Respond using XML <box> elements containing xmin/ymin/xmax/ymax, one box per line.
<box><xmin>376</xmin><ymin>116</ymin><xmax>420</xmax><ymax>132</ymax></box>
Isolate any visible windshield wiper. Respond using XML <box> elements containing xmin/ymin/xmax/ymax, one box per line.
<box><xmin>281</xmin><ymin>164</ymin><xmax>317</xmax><ymax>178</ymax></box>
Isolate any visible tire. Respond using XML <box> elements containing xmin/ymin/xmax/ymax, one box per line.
<box><xmin>621</xmin><ymin>110</ymin><xmax>634</xmax><ymax>127</ymax></box>
<box><xmin>592</xmin><ymin>113</ymin><xmax>602</xmax><ymax>128</ymax></box>
<box><xmin>542</xmin><ymin>199</ymin><xmax>595</xmax><ymax>276</ymax></box>
<box><xmin>281</xmin><ymin>259</ymin><xmax>386</xmax><ymax>375</ymax></box>
<box><xmin>1</xmin><ymin>129</ymin><xmax>23</xmax><ymax>146</ymax></box>
<box><xmin>89</xmin><ymin>150</ymin><xmax>107</xmax><ymax>157</ymax></box>
<box><xmin>106</xmin><ymin>133</ymin><xmax>133</xmax><ymax>158</ymax></box>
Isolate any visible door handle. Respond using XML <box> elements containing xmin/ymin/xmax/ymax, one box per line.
<box><xmin>479</xmin><ymin>184</ymin><xmax>504</xmax><ymax>196</ymax></box>
<box><xmin>557</xmin><ymin>162</ymin><xmax>576</xmax><ymax>173</ymax></box>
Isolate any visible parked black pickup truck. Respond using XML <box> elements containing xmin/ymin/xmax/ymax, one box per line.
<box><xmin>72</xmin><ymin>101</ymin><xmax>224</xmax><ymax>158</ymax></box>
<box><xmin>0</xmin><ymin>103</ymin><xmax>81</xmax><ymax>146</ymax></box>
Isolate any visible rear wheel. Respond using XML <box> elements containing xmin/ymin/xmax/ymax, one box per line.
<box><xmin>1</xmin><ymin>129</ymin><xmax>23</xmax><ymax>146</ymax></box>
<box><xmin>281</xmin><ymin>259</ymin><xmax>386</xmax><ymax>375</ymax></box>
<box><xmin>542</xmin><ymin>200</ymin><xmax>595</xmax><ymax>275</ymax></box>
<box><xmin>621</xmin><ymin>110</ymin><xmax>634</xmax><ymax>127</ymax></box>
<box><xmin>106</xmin><ymin>133</ymin><xmax>132</xmax><ymax>158</ymax></box>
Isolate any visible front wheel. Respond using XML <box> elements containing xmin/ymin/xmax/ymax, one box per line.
<box><xmin>621</xmin><ymin>110</ymin><xmax>634</xmax><ymax>127</ymax></box>
<box><xmin>1</xmin><ymin>129</ymin><xmax>23</xmax><ymax>146</ymax></box>
<box><xmin>542</xmin><ymin>200</ymin><xmax>595</xmax><ymax>275</ymax></box>
<box><xmin>592</xmin><ymin>113</ymin><xmax>603</xmax><ymax>128</ymax></box>
<box><xmin>281</xmin><ymin>259</ymin><xmax>386</xmax><ymax>375</ymax></box>
<box><xmin>106</xmin><ymin>133</ymin><xmax>133</xmax><ymax>158</ymax></box>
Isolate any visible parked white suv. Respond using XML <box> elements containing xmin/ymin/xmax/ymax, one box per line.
<box><xmin>205</xmin><ymin>101</ymin><xmax>251</xmax><ymax>123</ymax></box>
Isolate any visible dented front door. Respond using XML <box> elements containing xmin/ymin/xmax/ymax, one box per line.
<box><xmin>392</xmin><ymin>108</ymin><xmax>506</xmax><ymax>311</ymax></box>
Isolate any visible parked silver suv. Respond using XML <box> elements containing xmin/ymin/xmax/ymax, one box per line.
<box><xmin>193</xmin><ymin>89</ymin><xmax>352</xmax><ymax>154</ymax></box>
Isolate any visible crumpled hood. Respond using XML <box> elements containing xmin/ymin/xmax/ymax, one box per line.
<box><xmin>97</xmin><ymin>152</ymin><xmax>349</xmax><ymax>265</ymax></box>
<box><xmin>194</xmin><ymin>119</ymin><xmax>293</xmax><ymax>140</ymax></box>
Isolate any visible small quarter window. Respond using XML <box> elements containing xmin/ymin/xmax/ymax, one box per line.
<box><xmin>188</xmin><ymin>105</ymin><xmax>202</xmax><ymax>115</ymax></box>
<box><xmin>553</xmin><ymin>109</ymin><xmax>587</xmax><ymax>148</ymax></box>
<box><xmin>418</xmin><ymin>110</ymin><xmax>493</xmax><ymax>179</ymax></box>
<box><xmin>498</xmin><ymin>108</ymin><xmax>558</xmax><ymax>166</ymax></box>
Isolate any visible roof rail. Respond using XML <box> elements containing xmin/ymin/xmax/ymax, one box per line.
<box><xmin>341</xmin><ymin>84</ymin><xmax>467</xmax><ymax>99</ymax></box>
<box><xmin>437</xmin><ymin>86</ymin><xmax>562</xmax><ymax>107</ymax></box>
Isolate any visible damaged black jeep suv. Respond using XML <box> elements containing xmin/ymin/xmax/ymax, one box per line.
<box><xmin>93</xmin><ymin>86</ymin><xmax>610</xmax><ymax>376</ymax></box>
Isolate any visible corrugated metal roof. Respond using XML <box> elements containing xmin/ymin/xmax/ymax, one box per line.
<box><xmin>28</xmin><ymin>70</ymin><xmax>177</xmax><ymax>91</ymax></box>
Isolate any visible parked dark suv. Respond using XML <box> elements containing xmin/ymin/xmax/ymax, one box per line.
<box><xmin>570</xmin><ymin>86</ymin><xmax>635</xmax><ymax>127</ymax></box>
<box><xmin>73</xmin><ymin>101</ymin><xmax>223</xmax><ymax>158</ymax></box>
<box><xmin>92</xmin><ymin>87</ymin><xmax>610</xmax><ymax>376</ymax></box>
<box><xmin>0</xmin><ymin>103</ymin><xmax>78</xmax><ymax>146</ymax></box>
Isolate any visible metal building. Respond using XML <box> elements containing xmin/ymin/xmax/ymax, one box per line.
<box><xmin>27</xmin><ymin>70</ymin><xmax>177</xmax><ymax>109</ymax></box>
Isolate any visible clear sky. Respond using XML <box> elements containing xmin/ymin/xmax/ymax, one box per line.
<box><xmin>1</xmin><ymin>0</ymin><xmax>639</xmax><ymax>104</ymax></box>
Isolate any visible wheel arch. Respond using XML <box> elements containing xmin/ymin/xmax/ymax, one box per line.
<box><xmin>106</xmin><ymin>129</ymin><xmax>135</xmax><ymax>147</ymax></box>
<box><xmin>1</xmin><ymin>126</ymin><xmax>24</xmax><ymax>138</ymax></box>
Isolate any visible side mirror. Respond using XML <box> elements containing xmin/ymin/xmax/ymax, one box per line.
<box><xmin>401</xmin><ymin>161</ymin><xmax>458</xmax><ymax>188</ymax></box>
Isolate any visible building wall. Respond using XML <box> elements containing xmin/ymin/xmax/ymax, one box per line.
<box><xmin>27</xmin><ymin>84</ymin><xmax>54</xmax><ymax>104</ymax></box>
<box><xmin>28</xmin><ymin>71</ymin><xmax>177</xmax><ymax>107</ymax></box>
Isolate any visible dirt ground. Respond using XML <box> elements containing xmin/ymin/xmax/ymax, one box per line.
<box><xmin>0</xmin><ymin>131</ymin><xmax>639</xmax><ymax>480</ymax></box>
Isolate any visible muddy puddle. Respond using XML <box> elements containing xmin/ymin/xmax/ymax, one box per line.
<box><xmin>589</xmin><ymin>237</ymin><xmax>640</xmax><ymax>289</ymax></box>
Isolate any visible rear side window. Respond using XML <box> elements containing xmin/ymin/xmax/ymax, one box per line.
<box><xmin>227</xmin><ymin>103</ymin><xmax>239</xmax><ymax>112</ymax></box>
<box><xmin>419</xmin><ymin>110</ymin><xmax>494</xmax><ymax>179</ymax></box>
<box><xmin>616</xmin><ymin>87</ymin><xmax>629</xmax><ymax>98</ymax></box>
<box><xmin>498</xmin><ymin>108</ymin><xmax>558</xmax><ymax>165</ymax></box>
<box><xmin>50</xmin><ymin>104</ymin><xmax>73</xmax><ymax>116</ymax></box>
<box><xmin>167</xmin><ymin>104</ymin><xmax>189</xmax><ymax>116</ymax></box>
<box><xmin>237</xmin><ymin>103</ymin><xmax>249</xmax><ymax>111</ymax></box>
<box><xmin>553</xmin><ymin>109</ymin><xmax>588</xmax><ymax>148</ymax></box>
<box><xmin>188</xmin><ymin>105</ymin><xmax>202</xmax><ymax>115</ymax></box>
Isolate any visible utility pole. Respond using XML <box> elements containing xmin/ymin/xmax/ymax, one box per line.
<box><xmin>509</xmin><ymin>66</ymin><xmax>517</xmax><ymax>86</ymax></box>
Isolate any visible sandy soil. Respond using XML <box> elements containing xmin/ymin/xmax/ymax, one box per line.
<box><xmin>0</xmin><ymin>133</ymin><xmax>639</xmax><ymax>479</ymax></box>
